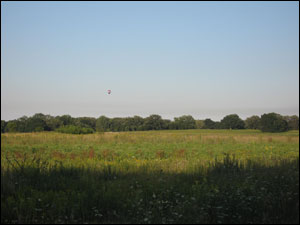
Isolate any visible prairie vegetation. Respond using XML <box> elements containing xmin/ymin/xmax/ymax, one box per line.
<box><xmin>1</xmin><ymin>130</ymin><xmax>299</xmax><ymax>224</ymax></box>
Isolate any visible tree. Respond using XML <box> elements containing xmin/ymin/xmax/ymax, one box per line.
<box><xmin>144</xmin><ymin>115</ymin><xmax>164</xmax><ymax>130</ymax></box>
<box><xmin>260</xmin><ymin>113</ymin><xmax>288</xmax><ymax>132</ymax></box>
<box><xmin>58</xmin><ymin>115</ymin><xmax>74</xmax><ymax>126</ymax></box>
<box><xmin>174</xmin><ymin>115</ymin><xmax>196</xmax><ymax>129</ymax></box>
<box><xmin>283</xmin><ymin>115</ymin><xmax>299</xmax><ymax>130</ymax></box>
<box><xmin>109</xmin><ymin>117</ymin><xmax>123</xmax><ymax>131</ymax></box>
<box><xmin>221</xmin><ymin>114</ymin><xmax>245</xmax><ymax>129</ymax></box>
<box><xmin>46</xmin><ymin>116</ymin><xmax>63</xmax><ymax>131</ymax></box>
<box><xmin>1</xmin><ymin>120</ymin><xmax>6</xmax><ymax>133</ymax></box>
<box><xmin>162</xmin><ymin>119</ymin><xmax>172</xmax><ymax>130</ymax></box>
<box><xmin>96</xmin><ymin>116</ymin><xmax>111</xmax><ymax>132</ymax></box>
<box><xmin>75</xmin><ymin>117</ymin><xmax>97</xmax><ymax>130</ymax></box>
<box><xmin>123</xmin><ymin>117</ymin><xmax>133</xmax><ymax>131</ymax></box>
<box><xmin>26</xmin><ymin>113</ymin><xmax>48</xmax><ymax>132</ymax></box>
<box><xmin>245</xmin><ymin>115</ymin><xmax>261</xmax><ymax>129</ymax></box>
<box><xmin>5</xmin><ymin>121</ymin><xmax>18</xmax><ymax>132</ymax></box>
<box><xmin>195</xmin><ymin>120</ymin><xmax>205</xmax><ymax>129</ymax></box>
<box><xmin>168</xmin><ymin>121</ymin><xmax>177</xmax><ymax>130</ymax></box>
<box><xmin>203</xmin><ymin>119</ymin><xmax>217</xmax><ymax>129</ymax></box>
<box><xmin>132</xmin><ymin>116</ymin><xmax>145</xmax><ymax>131</ymax></box>
<box><xmin>214</xmin><ymin>121</ymin><xmax>222</xmax><ymax>129</ymax></box>
<box><xmin>15</xmin><ymin>116</ymin><xmax>29</xmax><ymax>132</ymax></box>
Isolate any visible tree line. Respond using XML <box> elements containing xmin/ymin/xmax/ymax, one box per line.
<box><xmin>1</xmin><ymin>113</ymin><xmax>299</xmax><ymax>134</ymax></box>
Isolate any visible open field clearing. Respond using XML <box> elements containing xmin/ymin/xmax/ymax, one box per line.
<box><xmin>1</xmin><ymin>130</ymin><xmax>299</xmax><ymax>224</ymax></box>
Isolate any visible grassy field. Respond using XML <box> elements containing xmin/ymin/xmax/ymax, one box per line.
<box><xmin>1</xmin><ymin>129</ymin><xmax>299</xmax><ymax>224</ymax></box>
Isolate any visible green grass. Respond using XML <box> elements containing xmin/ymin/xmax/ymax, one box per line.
<box><xmin>1</xmin><ymin>130</ymin><xmax>299</xmax><ymax>224</ymax></box>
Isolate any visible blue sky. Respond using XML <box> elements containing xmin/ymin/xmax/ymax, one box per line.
<box><xmin>1</xmin><ymin>2</ymin><xmax>299</xmax><ymax>121</ymax></box>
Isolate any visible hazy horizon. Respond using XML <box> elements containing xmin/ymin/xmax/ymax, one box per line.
<box><xmin>1</xmin><ymin>2</ymin><xmax>299</xmax><ymax>121</ymax></box>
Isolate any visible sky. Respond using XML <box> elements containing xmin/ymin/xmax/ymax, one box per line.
<box><xmin>1</xmin><ymin>1</ymin><xmax>299</xmax><ymax>121</ymax></box>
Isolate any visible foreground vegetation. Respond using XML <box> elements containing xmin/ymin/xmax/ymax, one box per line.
<box><xmin>1</xmin><ymin>130</ymin><xmax>299</xmax><ymax>224</ymax></box>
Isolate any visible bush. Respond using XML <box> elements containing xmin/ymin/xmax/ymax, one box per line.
<box><xmin>34</xmin><ymin>127</ymin><xmax>44</xmax><ymax>132</ymax></box>
<box><xmin>56</xmin><ymin>125</ymin><xmax>94</xmax><ymax>134</ymax></box>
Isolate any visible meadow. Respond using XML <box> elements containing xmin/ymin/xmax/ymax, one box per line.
<box><xmin>1</xmin><ymin>129</ymin><xmax>299</xmax><ymax>224</ymax></box>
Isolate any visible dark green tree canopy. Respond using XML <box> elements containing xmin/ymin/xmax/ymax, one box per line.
<box><xmin>144</xmin><ymin>114</ymin><xmax>165</xmax><ymax>130</ymax></box>
<box><xmin>195</xmin><ymin>120</ymin><xmax>205</xmax><ymax>129</ymax></box>
<box><xmin>5</xmin><ymin>121</ymin><xmax>18</xmax><ymax>133</ymax></box>
<box><xmin>260</xmin><ymin>113</ymin><xmax>288</xmax><ymax>132</ymax></box>
<box><xmin>283</xmin><ymin>115</ymin><xmax>299</xmax><ymax>130</ymax></box>
<box><xmin>1</xmin><ymin>120</ymin><xmax>7</xmax><ymax>133</ymax></box>
<box><xmin>58</xmin><ymin>115</ymin><xmax>74</xmax><ymax>126</ymax></box>
<box><xmin>96</xmin><ymin>116</ymin><xmax>111</xmax><ymax>132</ymax></box>
<box><xmin>221</xmin><ymin>114</ymin><xmax>245</xmax><ymax>129</ymax></box>
<box><xmin>23</xmin><ymin>114</ymin><xmax>49</xmax><ymax>132</ymax></box>
<box><xmin>174</xmin><ymin>115</ymin><xmax>196</xmax><ymax>130</ymax></box>
<box><xmin>75</xmin><ymin>117</ymin><xmax>97</xmax><ymax>130</ymax></box>
<box><xmin>203</xmin><ymin>119</ymin><xmax>217</xmax><ymax>129</ymax></box>
<box><xmin>1</xmin><ymin>112</ymin><xmax>297</xmax><ymax>133</ymax></box>
<box><xmin>245</xmin><ymin>115</ymin><xmax>261</xmax><ymax>129</ymax></box>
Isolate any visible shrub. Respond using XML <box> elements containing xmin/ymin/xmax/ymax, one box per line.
<box><xmin>56</xmin><ymin>125</ymin><xmax>94</xmax><ymax>134</ymax></box>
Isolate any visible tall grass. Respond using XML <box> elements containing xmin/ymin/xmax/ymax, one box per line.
<box><xmin>1</xmin><ymin>130</ymin><xmax>299</xmax><ymax>224</ymax></box>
